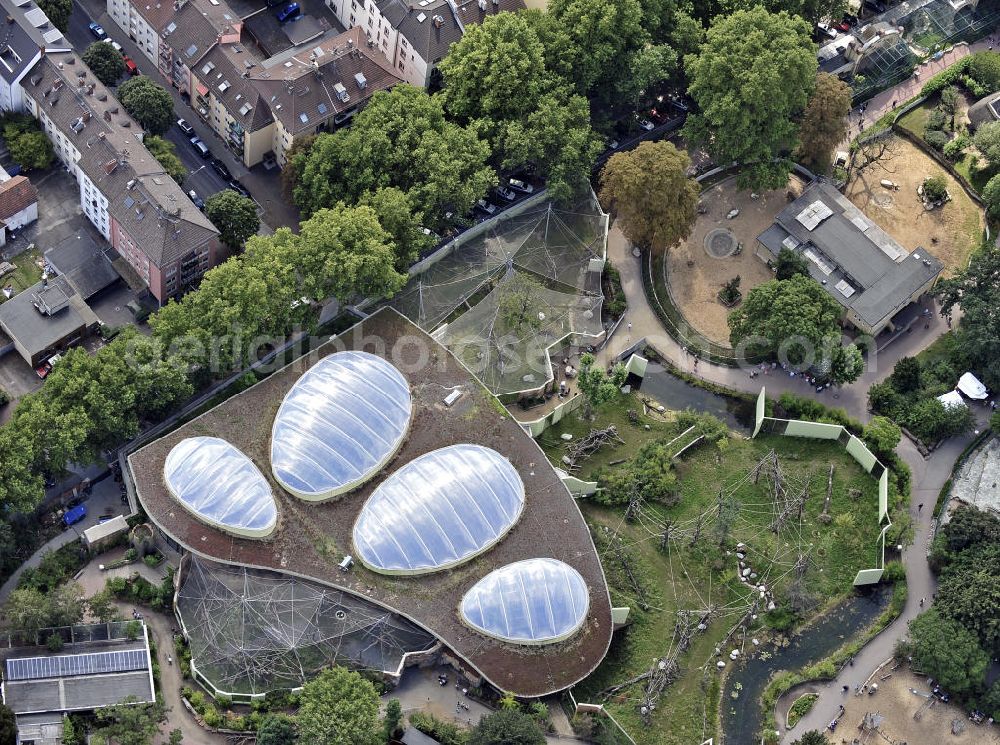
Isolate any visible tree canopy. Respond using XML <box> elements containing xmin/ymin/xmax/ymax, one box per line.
<box><xmin>82</xmin><ymin>42</ymin><xmax>126</xmax><ymax>87</ymax></box>
<box><xmin>684</xmin><ymin>7</ymin><xmax>817</xmax><ymax>190</ymax></box>
<box><xmin>934</xmin><ymin>244</ymin><xmax>1000</xmax><ymax>389</ymax></box>
<box><xmin>93</xmin><ymin>697</ymin><xmax>167</xmax><ymax>745</ymax></box>
<box><xmin>292</xmin><ymin>85</ymin><xmax>495</xmax><ymax>225</ymax></box>
<box><xmin>797</xmin><ymin>73</ymin><xmax>852</xmax><ymax>173</ymax></box>
<box><xmin>774</xmin><ymin>247</ymin><xmax>811</xmax><ymax>280</ymax></box>
<box><xmin>297</xmin><ymin>667</ymin><xmax>381</xmax><ymax>745</ymax></box>
<box><xmin>36</xmin><ymin>0</ymin><xmax>70</xmax><ymax>30</ymax></box>
<box><xmin>468</xmin><ymin>710</ymin><xmax>545</xmax><ymax>745</ymax></box>
<box><xmin>909</xmin><ymin>608</ymin><xmax>988</xmax><ymax>696</ymax></box>
<box><xmin>599</xmin><ymin>140</ymin><xmax>699</xmax><ymax>252</ymax></box>
<box><xmin>256</xmin><ymin>714</ymin><xmax>297</xmax><ymax>745</ymax></box>
<box><xmin>118</xmin><ymin>77</ymin><xmax>175</xmax><ymax>135</ymax></box>
<box><xmin>144</xmin><ymin>136</ymin><xmax>186</xmax><ymax>185</ymax></box>
<box><xmin>577</xmin><ymin>353</ymin><xmax>628</xmax><ymax>416</ymax></box>
<box><xmin>204</xmin><ymin>190</ymin><xmax>260</xmax><ymax>249</ymax></box>
<box><xmin>438</xmin><ymin>13</ymin><xmax>600</xmax><ymax>203</ymax></box>
<box><xmin>728</xmin><ymin>274</ymin><xmax>842</xmax><ymax>364</ymax></box>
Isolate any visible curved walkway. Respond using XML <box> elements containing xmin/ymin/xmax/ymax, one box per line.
<box><xmin>596</xmin><ymin>224</ymin><xmax>981</xmax><ymax>743</ymax></box>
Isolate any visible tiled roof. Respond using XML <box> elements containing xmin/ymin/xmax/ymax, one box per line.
<box><xmin>131</xmin><ymin>0</ymin><xmax>176</xmax><ymax>34</ymax></box>
<box><xmin>0</xmin><ymin>176</ymin><xmax>37</xmax><ymax>221</ymax></box>
<box><xmin>392</xmin><ymin>0</ymin><xmax>525</xmax><ymax>66</ymax></box>
<box><xmin>26</xmin><ymin>54</ymin><xmax>218</xmax><ymax>268</ymax></box>
<box><xmin>194</xmin><ymin>44</ymin><xmax>273</xmax><ymax>131</ymax></box>
<box><xmin>163</xmin><ymin>2</ymin><xmax>229</xmax><ymax>67</ymax></box>
<box><xmin>250</xmin><ymin>26</ymin><xmax>401</xmax><ymax>135</ymax></box>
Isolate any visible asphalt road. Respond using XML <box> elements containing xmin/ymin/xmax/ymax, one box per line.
<box><xmin>66</xmin><ymin>2</ymin><xmax>238</xmax><ymax>206</ymax></box>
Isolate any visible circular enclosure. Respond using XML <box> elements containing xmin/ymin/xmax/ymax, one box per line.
<box><xmin>704</xmin><ymin>228</ymin><xmax>738</xmax><ymax>259</ymax></box>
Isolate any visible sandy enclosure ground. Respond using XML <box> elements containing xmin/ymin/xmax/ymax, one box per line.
<box><xmin>845</xmin><ymin>137</ymin><xmax>983</xmax><ymax>276</ymax></box>
<box><xmin>831</xmin><ymin>667</ymin><xmax>1000</xmax><ymax>745</ymax></box>
<box><xmin>665</xmin><ymin>176</ymin><xmax>805</xmax><ymax>345</ymax></box>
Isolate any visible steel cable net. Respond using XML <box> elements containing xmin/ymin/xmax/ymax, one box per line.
<box><xmin>176</xmin><ymin>556</ymin><xmax>436</xmax><ymax>695</ymax></box>
<box><xmin>439</xmin><ymin>270</ymin><xmax>603</xmax><ymax>395</ymax></box>
<box><xmin>386</xmin><ymin>192</ymin><xmax>608</xmax><ymax>332</ymax></box>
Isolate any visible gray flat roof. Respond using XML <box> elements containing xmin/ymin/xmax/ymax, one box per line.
<box><xmin>44</xmin><ymin>234</ymin><xmax>120</xmax><ymax>300</ymax></box>
<box><xmin>758</xmin><ymin>181</ymin><xmax>943</xmax><ymax>328</ymax></box>
<box><xmin>0</xmin><ymin>277</ymin><xmax>99</xmax><ymax>358</ymax></box>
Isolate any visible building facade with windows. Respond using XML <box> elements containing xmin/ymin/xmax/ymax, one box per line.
<box><xmin>22</xmin><ymin>53</ymin><xmax>219</xmax><ymax>304</ymax></box>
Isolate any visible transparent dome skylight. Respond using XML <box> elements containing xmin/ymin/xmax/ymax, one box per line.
<box><xmin>164</xmin><ymin>437</ymin><xmax>277</xmax><ymax>538</ymax></box>
<box><xmin>352</xmin><ymin>444</ymin><xmax>525</xmax><ymax>575</ymax></box>
<box><xmin>271</xmin><ymin>351</ymin><xmax>412</xmax><ymax>501</ymax></box>
<box><xmin>460</xmin><ymin>558</ymin><xmax>589</xmax><ymax>645</ymax></box>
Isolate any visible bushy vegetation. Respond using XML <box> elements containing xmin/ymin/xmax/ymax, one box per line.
<box><xmin>0</xmin><ymin>113</ymin><xmax>54</xmax><ymax>170</ymax></box>
<box><xmin>868</xmin><ymin>341</ymin><xmax>975</xmax><ymax>444</ymax></box>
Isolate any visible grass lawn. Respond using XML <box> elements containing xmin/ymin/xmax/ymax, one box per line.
<box><xmin>952</xmin><ymin>153</ymin><xmax>995</xmax><ymax>196</ymax></box>
<box><xmin>897</xmin><ymin>101</ymin><xmax>934</xmax><ymax>140</ymax></box>
<box><xmin>543</xmin><ymin>395</ymin><xmax>893</xmax><ymax>745</ymax></box>
<box><xmin>0</xmin><ymin>248</ymin><xmax>43</xmax><ymax>304</ymax></box>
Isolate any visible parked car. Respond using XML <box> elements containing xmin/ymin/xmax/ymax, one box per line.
<box><xmin>814</xmin><ymin>22</ymin><xmax>838</xmax><ymax>40</ymax></box>
<box><xmin>835</xmin><ymin>19</ymin><xmax>852</xmax><ymax>32</ymax></box>
<box><xmin>475</xmin><ymin>199</ymin><xmax>497</xmax><ymax>216</ymax></box>
<box><xmin>177</xmin><ymin>118</ymin><xmax>195</xmax><ymax>136</ymax></box>
<box><xmin>636</xmin><ymin>117</ymin><xmax>655</xmax><ymax>131</ymax></box>
<box><xmin>63</xmin><ymin>503</ymin><xmax>87</xmax><ymax>527</ymax></box>
<box><xmin>189</xmin><ymin>136</ymin><xmax>210</xmax><ymax>158</ymax></box>
<box><xmin>227</xmin><ymin>179</ymin><xmax>250</xmax><ymax>198</ymax></box>
<box><xmin>508</xmin><ymin>178</ymin><xmax>533</xmax><ymax>194</ymax></box>
<box><xmin>494</xmin><ymin>186</ymin><xmax>517</xmax><ymax>202</ymax></box>
<box><xmin>188</xmin><ymin>189</ymin><xmax>205</xmax><ymax>210</ymax></box>
<box><xmin>276</xmin><ymin>2</ymin><xmax>300</xmax><ymax>22</ymax></box>
<box><xmin>211</xmin><ymin>158</ymin><xmax>233</xmax><ymax>180</ymax></box>
<box><xmin>862</xmin><ymin>0</ymin><xmax>886</xmax><ymax>12</ymax></box>
<box><xmin>123</xmin><ymin>56</ymin><xmax>139</xmax><ymax>75</ymax></box>
<box><xmin>109</xmin><ymin>39</ymin><xmax>123</xmax><ymax>53</ymax></box>
<box><xmin>35</xmin><ymin>360</ymin><xmax>52</xmax><ymax>379</ymax></box>
<box><xmin>88</xmin><ymin>22</ymin><xmax>106</xmax><ymax>39</ymax></box>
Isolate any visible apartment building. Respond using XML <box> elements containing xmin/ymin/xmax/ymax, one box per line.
<box><xmin>23</xmin><ymin>53</ymin><xmax>220</xmax><ymax>304</ymax></box>
<box><xmin>325</xmin><ymin>0</ymin><xmax>525</xmax><ymax>88</ymax></box>
<box><xmin>0</xmin><ymin>0</ymin><xmax>71</xmax><ymax>112</ymax></box>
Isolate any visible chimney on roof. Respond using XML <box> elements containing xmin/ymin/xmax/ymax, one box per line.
<box><xmin>432</xmin><ymin>14</ymin><xmax>443</xmax><ymax>27</ymax></box>
<box><xmin>104</xmin><ymin>110</ymin><xmax>111</xmax><ymax>122</ymax></box>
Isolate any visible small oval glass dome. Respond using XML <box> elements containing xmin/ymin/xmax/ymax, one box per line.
<box><xmin>271</xmin><ymin>351</ymin><xmax>412</xmax><ymax>501</ymax></box>
<box><xmin>460</xmin><ymin>558</ymin><xmax>589</xmax><ymax>645</ymax></box>
<box><xmin>352</xmin><ymin>444</ymin><xmax>525</xmax><ymax>575</ymax></box>
<box><xmin>164</xmin><ymin>437</ymin><xmax>277</xmax><ymax>538</ymax></box>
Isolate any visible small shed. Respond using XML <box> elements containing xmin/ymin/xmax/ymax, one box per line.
<box><xmin>83</xmin><ymin>515</ymin><xmax>129</xmax><ymax>550</ymax></box>
<box><xmin>937</xmin><ymin>390</ymin><xmax>967</xmax><ymax>410</ymax></box>
<box><xmin>957</xmin><ymin>372</ymin><xmax>988</xmax><ymax>400</ymax></box>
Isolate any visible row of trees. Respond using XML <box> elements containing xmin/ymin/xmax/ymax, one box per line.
<box><xmin>900</xmin><ymin>507</ymin><xmax>1000</xmax><ymax>717</ymax></box>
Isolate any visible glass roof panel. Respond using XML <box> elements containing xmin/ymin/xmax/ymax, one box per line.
<box><xmin>352</xmin><ymin>444</ymin><xmax>524</xmax><ymax>574</ymax></box>
<box><xmin>164</xmin><ymin>437</ymin><xmax>277</xmax><ymax>538</ymax></box>
<box><xmin>459</xmin><ymin>558</ymin><xmax>589</xmax><ymax>644</ymax></box>
<box><xmin>271</xmin><ymin>351</ymin><xmax>412</xmax><ymax>501</ymax></box>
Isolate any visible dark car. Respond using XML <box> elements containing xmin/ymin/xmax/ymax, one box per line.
<box><xmin>862</xmin><ymin>0</ymin><xmax>886</xmax><ymax>13</ymax></box>
<box><xmin>228</xmin><ymin>179</ymin><xmax>251</xmax><ymax>198</ymax></box>
<box><xmin>494</xmin><ymin>186</ymin><xmax>517</xmax><ymax>202</ymax></box>
<box><xmin>187</xmin><ymin>189</ymin><xmax>205</xmax><ymax>210</ymax></box>
<box><xmin>211</xmin><ymin>158</ymin><xmax>232</xmax><ymax>181</ymax></box>
<box><xmin>177</xmin><ymin>118</ymin><xmax>195</xmax><ymax>136</ymax></box>
<box><xmin>276</xmin><ymin>2</ymin><xmax>300</xmax><ymax>22</ymax></box>
<box><xmin>475</xmin><ymin>199</ymin><xmax>497</xmax><ymax>216</ymax></box>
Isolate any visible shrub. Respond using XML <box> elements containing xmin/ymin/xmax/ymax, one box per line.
<box><xmin>925</xmin><ymin>108</ymin><xmax>948</xmax><ymax>133</ymax></box>
<box><xmin>943</xmin><ymin>134</ymin><xmax>970</xmax><ymax>160</ymax></box>
<box><xmin>123</xmin><ymin>548</ymin><xmax>138</xmax><ymax>562</ymax></box>
<box><xmin>920</xmin><ymin>57</ymin><xmax>972</xmax><ymax>96</ymax></box>
<box><xmin>924</xmin><ymin>129</ymin><xmax>949</xmax><ymax>150</ymax></box>
<box><xmin>46</xmin><ymin>633</ymin><xmax>63</xmax><ymax>652</ymax></box>
<box><xmin>922</xmin><ymin>175</ymin><xmax>949</xmax><ymax>202</ymax></box>
<box><xmin>967</xmin><ymin>51</ymin><xmax>1000</xmax><ymax>93</ymax></box>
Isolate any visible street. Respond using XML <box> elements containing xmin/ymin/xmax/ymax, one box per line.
<box><xmin>67</xmin><ymin>0</ymin><xmax>297</xmax><ymax>228</ymax></box>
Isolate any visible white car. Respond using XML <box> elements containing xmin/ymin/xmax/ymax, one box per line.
<box><xmin>636</xmin><ymin>117</ymin><xmax>655</xmax><ymax>131</ymax></box>
<box><xmin>508</xmin><ymin>178</ymin><xmax>533</xmax><ymax>194</ymax></box>
<box><xmin>109</xmin><ymin>40</ymin><xmax>123</xmax><ymax>53</ymax></box>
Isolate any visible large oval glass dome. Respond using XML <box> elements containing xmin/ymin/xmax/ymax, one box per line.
<box><xmin>164</xmin><ymin>437</ymin><xmax>277</xmax><ymax>538</ymax></box>
<box><xmin>271</xmin><ymin>351</ymin><xmax>412</xmax><ymax>501</ymax></box>
<box><xmin>460</xmin><ymin>558</ymin><xmax>589</xmax><ymax>645</ymax></box>
<box><xmin>352</xmin><ymin>444</ymin><xmax>525</xmax><ymax>575</ymax></box>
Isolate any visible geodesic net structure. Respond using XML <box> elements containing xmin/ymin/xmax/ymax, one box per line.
<box><xmin>176</xmin><ymin>556</ymin><xmax>436</xmax><ymax>696</ymax></box>
<box><xmin>384</xmin><ymin>191</ymin><xmax>608</xmax><ymax>396</ymax></box>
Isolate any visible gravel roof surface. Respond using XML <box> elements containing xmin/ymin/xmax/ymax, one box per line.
<box><xmin>129</xmin><ymin>308</ymin><xmax>612</xmax><ymax>696</ymax></box>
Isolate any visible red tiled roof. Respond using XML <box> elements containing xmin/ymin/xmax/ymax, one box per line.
<box><xmin>0</xmin><ymin>176</ymin><xmax>37</xmax><ymax>221</ymax></box>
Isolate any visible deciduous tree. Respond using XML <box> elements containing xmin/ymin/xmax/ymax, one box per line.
<box><xmin>118</xmin><ymin>77</ymin><xmax>174</xmax><ymax>135</ymax></box>
<box><xmin>204</xmin><ymin>190</ymin><xmax>260</xmax><ymax>249</ymax></box>
<box><xmin>908</xmin><ymin>608</ymin><xmax>988</xmax><ymax>696</ymax></box>
<box><xmin>293</xmin><ymin>86</ymin><xmax>494</xmax><ymax>225</ymax></box>
<box><xmin>974</xmin><ymin>122</ymin><xmax>1000</xmax><ymax>167</ymax></box>
<box><xmin>36</xmin><ymin>0</ymin><xmax>70</xmax><ymax>30</ymax></box>
<box><xmin>468</xmin><ymin>710</ymin><xmax>544</xmax><ymax>745</ymax></box>
<box><xmin>5</xmin><ymin>587</ymin><xmax>50</xmax><ymax>638</ymax></box>
<box><xmin>144</xmin><ymin>136</ymin><xmax>186</xmax><ymax>185</ymax></box>
<box><xmin>797</xmin><ymin>73</ymin><xmax>851</xmax><ymax>172</ymax></box>
<box><xmin>684</xmin><ymin>7</ymin><xmax>817</xmax><ymax>190</ymax></box>
<box><xmin>577</xmin><ymin>353</ymin><xmax>627</xmax><ymax>417</ymax></box>
<box><xmin>774</xmin><ymin>247</ymin><xmax>810</xmax><ymax>280</ymax></box>
<box><xmin>830</xmin><ymin>343</ymin><xmax>864</xmax><ymax>384</ymax></box>
<box><xmin>82</xmin><ymin>42</ymin><xmax>126</xmax><ymax>86</ymax></box>
<box><xmin>297</xmin><ymin>667</ymin><xmax>381</xmax><ymax>745</ymax></box>
<box><xmin>93</xmin><ymin>696</ymin><xmax>167</xmax><ymax>745</ymax></box>
<box><xmin>357</xmin><ymin>187</ymin><xmax>432</xmax><ymax>271</ymax></box>
<box><xmin>934</xmin><ymin>245</ymin><xmax>1000</xmax><ymax>389</ymax></box>
<box><xmin>861</xmin><ymin>416</ymin><xmax>901</xmax><ymax>459</ymax></box>
<box><xmin>728</xmin><ymin>274</ymin><xmax>842</xmax><ymax>363</ymax></box>
<box><xmin>256</xmin><ymin>715</ymin><xmax>297</xmax><ymax>745</ymax></box>
<box><xmin>599</xmin><ymin>140</ymin><xmax>699</xmax><ymax>252</ymax></box>
<box><xmin>7</xmin><ymin>131</ymin><xmax>53</xmax><ymax>171</ymax></box>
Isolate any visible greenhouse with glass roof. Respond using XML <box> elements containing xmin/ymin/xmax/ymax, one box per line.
<box><xmin>128</xmin><ymin>308</ymin><xmax>613</xmax><ymax>700</ymax></box>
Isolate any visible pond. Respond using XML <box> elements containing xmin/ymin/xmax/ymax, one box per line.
<box><xmin>720</xmin><ymin>585</ymin><xmax>891</xmax><ymax>745</ymax></box>
<box><xmin>634</xmin><ymin>367</ymin><xmax>754</xmax><ymax>432</ymax></box>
